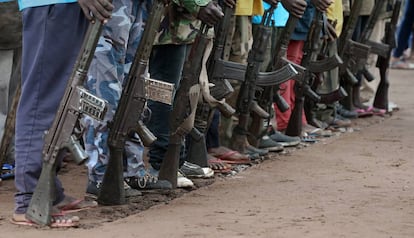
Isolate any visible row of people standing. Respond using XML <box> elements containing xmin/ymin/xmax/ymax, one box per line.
<box><xmin>2</xmin><ymin>0</ymin><xmax>405</xmax><ymax>228</ymax></box>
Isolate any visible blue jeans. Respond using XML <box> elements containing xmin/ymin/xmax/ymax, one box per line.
<box><xmin>393</xmin><ymin>0</ymin><xmax>414</xmax><ymax>58</ymax></box>
<box><xmin>206</xmin><ymin>109</ymin><xmax>220</xmax><ymax>149</ymax></box>
<box><xmin>147</xmin><ymin>44</ymin><xmax>189</xmax><ymax>170</ymax></box>
<box><xmin>14</xmin><ymin>4</ymin><xmax>88</xmax><ymax>214</ymax></box>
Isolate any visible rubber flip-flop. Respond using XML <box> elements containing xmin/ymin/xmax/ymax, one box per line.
<box><xmin>56</xmin><ymin>198</ymin><xmax>98</xmax><ymax>213</ymax></box>
<box><xmin>208</xmin><ymin>146</ymin><xmax>251</xmax><ymax>164</ymax></box>
<box><xmin>208</xmin><ymin>159</ymin><xmax>232</xmax><ymax>174</ymax></box>
<box><xmin>215</xmin><ymin>151</ymin><xmax>252</xmax><ymax>164</ymax></box>
<box><xmin>10</xmin><ymin>213</ymin><xmax>80</xmax><ymax>228</ymax></box>
<box><xmin>366</xmin><ymin>106</ymin><xmax>386</xmax><ymax>116</ymax></box>
<box><xmin>355</xmin><ymin>108</ymin><xmax>373</xmax><ymax>118</ymax></box>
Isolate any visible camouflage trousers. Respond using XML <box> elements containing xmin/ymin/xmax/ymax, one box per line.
<box><xmin>82</xmin><ymin>0</ymin><xmax>150</xmax><ymax>183</ymax></box>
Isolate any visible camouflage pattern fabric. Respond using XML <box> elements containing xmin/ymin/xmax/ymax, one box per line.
<box><xmin>81</xmin><ymin>0</ymin><xmax>151</xmax><ymax>183</ymax></box>
<box><xmin>0</xmin><ymin>1</ymin><xmax>22</xmax><ymax>50</ymax></box>
<box><xmin>154</xmin><ymin>0</ymin><xmax>210</xmax><ymax>45</ymax></box>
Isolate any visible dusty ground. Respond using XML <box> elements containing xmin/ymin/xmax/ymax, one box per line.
<box><xmin>1</xmin><ymin>68</ymin><xmax>414</xmax><ymax>238</ymax></box>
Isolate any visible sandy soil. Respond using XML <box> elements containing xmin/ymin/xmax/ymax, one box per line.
<box><xmin>1</xmin><ymin>68</ymin><xmax>414</xmax><ymax>238</ymax></box>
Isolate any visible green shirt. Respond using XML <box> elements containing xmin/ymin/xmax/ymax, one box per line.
<box><xmin>154</xmin><ymin>0</ymin><xmax>210</xmax><ymax>45</ymax></box>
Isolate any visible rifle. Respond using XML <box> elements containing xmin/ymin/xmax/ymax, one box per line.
<box><xmin>208</xmin><ymin>6</ymin><xmax>298</xmax><ymax>96</ymax></box>
<box><xmin>26</xmin><ymin>22</ymin><xmax>107</xmax><ymax>226</ymax></box>
<box><xmin>350</xmin><ymin>0</ymin><xmax>389</xmax><ymax>109</ymax></box>
<box><xmin>230</xmin><ymin>7</ymin><xmax>278</xmax><ymax>153</ymax></box>
<box><xmin>338</xmin><ymin>0</ymin><xmax>363</xmax><ymax>79</ymax></box>
<box><xmin>157</xmin><ymin>24</ymin><xmax>209</xmax><ymax>188</ymax></box>
<box><xmin>247</xmin><ymin>11</ymin><xmax>307</xmax><ymax>146</ymax></box>
<box><xmin>97</xmin><ymin>0</ymin><xmax>165</xmax><ymax>205</ymax></box>
<box><xmin>188</xmin><ymin>5</ymin><xmax>297</xmax><ymax>158</ymax></box>
<box><xmin>0</xmin><ymin>81</ymin><xmax>20</xmax><ymax>170</ymax></box>
<box><xmin>337</xmin><ymin>0</ymin><xmax>364</xmax><ymax>110</ymax></box>
<box><xmin>284</xmin><ymin>11</ymin><xmax>324</xmax><ymax>137</ymax></box>
<box><xmin>373</xmin><ymin>0</ymin><xmax>402</xmax><ymax>111</ymax></box>
<box><xmin>186</xmin><ymin>5</ymin><xmax>236</xmax><ymax>167</ymax></box>
<box><xmin>304</xmin><ymin>14</ymin><xmax>344</xmax><ymax>128</ymax></box>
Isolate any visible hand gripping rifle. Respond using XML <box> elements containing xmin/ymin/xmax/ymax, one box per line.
<box><xmin>157</xmin><ymin>24</ymin><xmax>209</xmax><ymax>188</ymax></box>
<box><xmin>26</xmin><ymin>22</ymin><xmax>108</xmax><ymax>226</ymax></box>
<box><xmin>373</xmin><ymin>0</ymin><xmax>402</xmax><ymax>111</ymax></box>
<box><xmin>97</xmin><ymin>1</ymin><xmax>166</xmax><ymax>205</ymax></box>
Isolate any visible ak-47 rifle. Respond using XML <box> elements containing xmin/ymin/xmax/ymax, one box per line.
<box><xmin>157</xmin><ymin>24</ymin><xmax>210</xmax><ymax>188</ymax></box>
<box><xmin>314</xmin><ymin>22</ymin><xmax>347</xmax><ymax>104</ymax></box>
<box><xmin>230</xmin><ymin>7</ymin><xmax>289</xmax><ymax>153</ymax></box>
<box><xmin>340</xmin><ymin>0</ymin><xmax>388</xmax><ymax>110</ymax></box>
<box><xmin>26</xmin><ymin>22</ymin><xmax>107</xmax><ymax>226</ymax></box>
<box><xmin>304</xmin><ymin>12</ymin><xmax>344</xmax><ymax>128</ymax></box>
<box><xmin>187</xmin><ymin>5</ymin><xmax>297</xmax><ymax>161</ymax></box>
<box><xmin>245</xmin><ymin>9</ymin><xmax>308</xmax><ymax>147</ymax></box>
<box><xmin>207</xmin><ymin>6</ymin><xmax>297</xmax><ymax>113</ymax></box>
<box><xmin>97</xmin><ymin>0</ymin><xmax>166</xmax><ymax>205</ymax></box>
<box><xmin>186</xmin><ymin>5</ymin><xmax>236</xmax><ymax>168</ymax></box>
<box><xmin>373</xmin><ymin>0</ymin><xmax>402</xmax><ymax>111</ymax></box>
<box><xmin>338</xmin><ymin>4</ymin><xmax>367</xmax><ymax>109</ymax></box>
<box><xmin>284</xmin><ymin>12</ymin><xmax>323</xmax><ymax>137</ymax></box>
<box><xmin>357</xmin><ymin>0</ymin><xmax>390</xmax><ymax>82</ymax></box>
<box><xmin>338</xmin><ymin>0</ymin><xmax>364</xmax><ymax>111</ymax></box>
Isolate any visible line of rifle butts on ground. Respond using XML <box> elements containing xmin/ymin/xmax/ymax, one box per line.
<box><xmin>0</xmin><ymin>0</ymin><xmax>405</xmax><ymax>228</ymax></box>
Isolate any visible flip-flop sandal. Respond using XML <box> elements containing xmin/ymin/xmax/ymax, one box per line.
<box><xmin>214</xmin><ymin>151</ymin><xmax>252</xmax><ymax>164</ymax></box>
<box><xmin>56</xmin><ymin>197</ymin><xmax>98</xmax><ymax>213</ymax></box>
<box><xmin>10</xmin><ymin>213</ymin><xmax>80</xmax><ymax>228</ymax></box>
<box><xmin>366</xmin><ymin>106</ymin><xmax>386</xmax><ymax>116</ymax></box>
<box><xmin>208</xmin><ymin>146</ymin><xmax>251</xmax><ymax>163</ymax></box>
<box><xmin>208</xmin><ymin>158</ymin><xmax>232</xmax><ymax>174</ymax></box>
<box><xmin>354</xmin><ymin>108</ymin><xmax>373</xmax><ymax>118</ymax></box>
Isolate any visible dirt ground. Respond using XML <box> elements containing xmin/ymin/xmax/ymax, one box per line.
<box><xmin>1</xmin><ymin>68</ymin><xmax>414</xmax><ymax>238</ymax></box>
